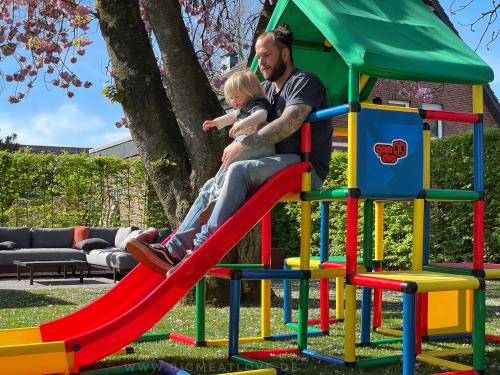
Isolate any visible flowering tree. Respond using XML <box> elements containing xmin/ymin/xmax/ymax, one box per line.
<box><xmin>1</xmin><ymin>0</ymin><xmax>275</xmax><ymax>302</ymax></box>
<box><xmin>0</xmin><ymin>1</ymin><xmax>94</xmax><ymax>103</ymax></box>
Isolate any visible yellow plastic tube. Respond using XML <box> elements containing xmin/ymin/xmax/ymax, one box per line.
<box><xmin>261</xmin><ymin>279</ymin><xmax>271</xmax><ymax>337</ymax></box>
<box><xmin>472</xmin><ymin>85</ymin><xmax>483</xmax><ymax>114</ymax></box>
<box><xmin>336</xmin><ymin>276</ymin><xmax>345</xmax><ymax>320</ymax></box>
<box><xmin>374</xmin><ymin>201</ymin><xmax>384</xmax><ymax>261</ymax></box>
<box><xmin>417</xmin><ymin>354</ymin><xmax>473</xmax><ymax>371</ymax></box>
<box><xmin>343</xmin><ymin>284</ymin><xmax>356</xmax><ymax>363</ymax></box>
<box><xmin>412</xmin><ymin>199</ymin><xmax>425</xmax><ymax>271</ymax></box>
<box><xmin>375</xmin><ymin>327</ymin><xmax>403</xmax><ymax>337</ymax></box>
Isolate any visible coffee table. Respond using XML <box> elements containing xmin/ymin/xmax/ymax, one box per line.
<box><xmin>14</xmin><ymin>259</ymin><xmax>88</xmax><ymax>285</ymax></box>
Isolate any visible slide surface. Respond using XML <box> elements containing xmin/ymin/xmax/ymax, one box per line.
<box><xmin>0</xmin><ymin>162</ymin><xmax>308</xmax><ymax>374</ymax></box>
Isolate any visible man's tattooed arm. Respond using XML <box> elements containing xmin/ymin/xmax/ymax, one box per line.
<box><xmin>240</xmin><ymin>103</ymin><xmax>312</xmax><ymax>148</ymax></box>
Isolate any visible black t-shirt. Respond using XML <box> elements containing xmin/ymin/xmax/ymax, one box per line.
<box><xmin>262</xmin><ymin>70</ymin><xmax>332</xmax><ymax>181</ymax></box>
<box><xmin>237</xmin><ymin>97</ymin><xmax>273</xmax><ymax>122</ymax></box>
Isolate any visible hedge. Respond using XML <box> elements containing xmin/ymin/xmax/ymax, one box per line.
<box><xmin>0</xmin><ymin>150</ymin><xmax>169</xmax><ymax>229</ymax></box>
<box><xmin>272</xmin><ymin>128</ymin><xmax>499</xmax><ymax>269</ymax></box>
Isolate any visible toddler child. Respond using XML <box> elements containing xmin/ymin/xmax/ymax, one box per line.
<box><xmin>199</xmin><ymin>70</ymin><xmax>275</xmax><ymax>223</ymax></box>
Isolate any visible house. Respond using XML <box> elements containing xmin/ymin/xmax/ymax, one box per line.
<box><xmin>94</xmin><ymin>0</ymin><xmax>500</xmax><ymax>157</ymax></box>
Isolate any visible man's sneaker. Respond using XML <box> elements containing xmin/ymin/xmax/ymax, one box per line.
<box><xmin>199</xmin><ymin>199</ymin><xmax>217</xmax><ymax>225</ymax></box>
<box><xmin>126</xmin><ymin>239</ymin><xmax>180</xmax><ymax>274</ymax></box>
<box><xmin>166</xmin><ymin>249</ymin><xmax>194</xmax><ymax>277</ymax></box>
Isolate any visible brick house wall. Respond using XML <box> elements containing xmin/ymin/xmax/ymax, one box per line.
<box><xmin>369</xmin><ymin>80</ymin><xmax>498</xmax><ymax>136</ymax></box>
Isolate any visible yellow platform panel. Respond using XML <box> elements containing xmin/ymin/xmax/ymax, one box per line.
<box><xmin>360</xmin><ymin>271</ymin><xmax>479</xmax><ymax>292</ymax></box>
<box><xmin>0</xmin><ymin>327</ymin><xmax>42</xmax><ymax>346</ymax></box>
<box><xmin>0</xmin><ymin>341</ymin><xmax>69</xmax><ymax>375</ymax></box>
<box><xmin>427</xmin><ymin>289</ymin><xmax>473</xmax><ymax>335</ymax></box>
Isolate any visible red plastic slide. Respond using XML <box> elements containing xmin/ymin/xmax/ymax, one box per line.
<box><xmin>38</xmin><ymin>162</ymin><xmax>308</xmax><ymax>372</ymax></box>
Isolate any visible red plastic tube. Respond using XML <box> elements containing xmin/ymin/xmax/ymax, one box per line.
<box><xmin>261</xmin><ymin>212</ymin><xmax>271</xmax><ymax>265</ymax></box>
<box><xmin>485</xmin><ymin>334</ymin><xmax>500</xmax><ymax>342</ymax></box>
<box><xmin>292</xmin><ymin>318</ymin><xmax>339</xmax><ymax>325</ymax></box>
<box><xmin>346</xmin><ymin>198</ymin><xmax>359</xmax><ymax>275</ymax></box>
<box><xmin>320</xmin><ymin>278</ymin><xmax>330</xmax><ymax>332</ymax></box>
<box><xmin>372</xmin><ymin>263</ymin><xmax>383</xmax><ymax>328</ymax></box>
<box><xmin>239</xmin><ymin>348</ymin><xmax>301</xmax><ymax>359</ymax></box>
<box><xmin>169</xmin><ymin>333</ymin><xmax>196</xmax><ymax>346</ymax></box>
<box><xmin>351</xmin><ymin>274</ymin><xmax>403</xmax><ymax>291</ymax></box>
<box><xmin>432</xmin><ymin>371</ymin><xmax>478</xmax><ymax>375</ymax></box>
<box><xmin>415</xmin><ymin>294</ymin><xmax>422</xmax><ymax>354</ymax></box>
<box><xmin>473</xmin><ymin>200</ymin><xmax>484</xmax><ymax>271</ymax></box>
<box><xmin>422</xmin><ymin>109</ymin><xmax>479</xmax><ymax>123</ymax></box>
<box><xmin>421</xmin><ymin>293</ymin><xmax>428</xmax><ymax>337</ymax></box>
<box><xmin>301</xmin><ymin>122</ymin><xmax>311</xmax><ymax>153</ymax></box>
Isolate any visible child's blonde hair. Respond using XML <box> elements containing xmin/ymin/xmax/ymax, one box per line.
<box><xmin>224</xmin><ymin>70</ymin><xmax>265</xmax><ymax>105</ymax></box>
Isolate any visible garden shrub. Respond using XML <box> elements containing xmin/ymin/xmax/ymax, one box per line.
<box><xmin>0</xmin><ymin>150</ymin><xmax>169</xmax><ymax>229</ymax></box>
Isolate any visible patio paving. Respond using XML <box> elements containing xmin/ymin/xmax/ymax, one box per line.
<box><xmin>0</xmin><ymin>275</ymin><xmax>116</xmax><ymax>290</ymax></box>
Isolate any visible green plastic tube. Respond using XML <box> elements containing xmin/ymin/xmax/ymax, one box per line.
<box><xmin>424</xmin><ymin>189</ymin><xmax>479</xmax><ymax>201</ymax></box>
<box><xmin>195</xmin><ymin>277</ymin><xmax>206</xmax><ymax>343</ymax></box>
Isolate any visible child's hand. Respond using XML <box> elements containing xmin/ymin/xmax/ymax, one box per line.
<box><xmin>203</xmin><ymin>120</ymin><xmax>217</xmax><ymax>131</ymax></box>
<box><xmin>228</xmin><ymin>125</ymin><xmax>239</xmax><ymax>138</ymax></box>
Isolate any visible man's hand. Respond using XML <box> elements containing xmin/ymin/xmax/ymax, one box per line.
<box><xmin>203</xmin><ymin>119</ymin><xmax>218</xmax><ymax>131</ymax></box>
<box><xmin>222</xmin><ymin>141</ymin><xmax>248</xmax><ymax>169</ymax></box>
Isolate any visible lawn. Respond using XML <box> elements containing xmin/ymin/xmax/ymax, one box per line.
<box><xmin>0</xmin><ymin>280</ymin><xmax>498</xmax><ymax>374</ymax></box>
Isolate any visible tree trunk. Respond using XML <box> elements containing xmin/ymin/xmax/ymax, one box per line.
<box><xmin>95</xmin><ymin>0</ymin><xmax>192</xmax><ymax>225</ymax></box>
<box><xmin>96</xmin><ymin>0</ymin><xmax>269</xmax><ymax>305</ymax></box>
<box><xmin>142</xmin><ymin>0</ymin><xmax>228</xmax><ymax>191</ymax></box>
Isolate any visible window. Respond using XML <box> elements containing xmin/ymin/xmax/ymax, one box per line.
<box><xmin>421</xmin><ymin>103</ymin><xmax>443</xmax><ymax>138</ymax></box>
<box><xmin>388</xmin><ymin>100</ymin><xmax>410</xmax><ymax>108</ymax></box>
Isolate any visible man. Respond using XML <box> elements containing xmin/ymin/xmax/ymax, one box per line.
<box><xmin>128</xmin><ymin>25</ymin><xmax>332</xmax><ymax>275</ymax></box>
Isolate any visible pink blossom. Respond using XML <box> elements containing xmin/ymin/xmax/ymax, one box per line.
<box><xmin>67</xmin><ymin>91</ymin><xmax>74</xmax><ymax>98</ymax></box>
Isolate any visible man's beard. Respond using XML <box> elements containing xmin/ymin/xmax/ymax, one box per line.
<box><xmin>266</xmin><ymin>55</ymin><xmax>287</xmax><ymax>82</ymax></box>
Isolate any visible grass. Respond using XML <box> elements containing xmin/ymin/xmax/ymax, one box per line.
<box><xmin>0</xmin><ymin>281</ymin><xmax>498</xmax><ymax>374</ymax></box>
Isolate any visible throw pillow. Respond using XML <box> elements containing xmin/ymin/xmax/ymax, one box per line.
<box><xmin>75</xmin><ymin>238</ymin><xmax>110</xmax><ymax>251</ymax></box>
<box><xmin>136</xmin><ymin>227</ymin><xmax>158</xmax><ymax>244</ymax></box>
<box><xmin>114</xmin><ymin>227</ymin><xmax>134</xmax><ymax>248</ymax></box>
<box><xmin>119</xmin><ymin>229</ymin><xmax>144</xmax><ymax>250</ymax></box>
<box><xmin>73</xmin><ymin>226</ymin><xmax>90</xmax><ymax>247</ymax></box>
<box><xmin>0</xmin><ymin>241</ymin><xmax>18</xmax><ymax>250</ymax></box>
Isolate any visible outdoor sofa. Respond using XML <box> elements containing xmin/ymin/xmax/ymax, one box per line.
<box><xmin>0</xmin><ymin>226</ymin><xmax>170</xmax><ymax>281</ymax></box>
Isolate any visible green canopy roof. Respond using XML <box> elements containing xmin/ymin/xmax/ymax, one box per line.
<box><xmin>251</xmin><ymin>0</ymin><xmax>494</xmax><ymax>106</ymax></box>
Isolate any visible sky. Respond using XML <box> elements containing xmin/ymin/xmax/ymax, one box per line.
<box><xmin>0</xmin><ymin>1</ymin><xmax>498</xmax><ymax>149</ymax></box>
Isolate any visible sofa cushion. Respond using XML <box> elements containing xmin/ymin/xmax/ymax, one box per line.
<box><xmin>0</xmin><ymin>248</ymin><xmax>87</xmax><ymax>266</ymax></box>
<box><xmin>75</xmin><ymin>238</ymin><xmax>110</xmax><ymax>252</ymax></box>
<box><xmin>31</xmin><ymin>228</ymin><xmax>74</xmax><ymax>248</ymax></box>
<box><xmin>73</xmin><ymin>226</ymin><xmax>90</xmax><ymax>247</ymax></box>
<box><xmin>0</xmin><ymin>227</ymin><xmax>31</xmax><ymax>248</ymax></box>
<box><xmin>86</xmin><ymin>249</ymin><xmax>137</xmax><ymax>270</ymax></box>
<box><xmin>0</xmin><ymin>241</ymin><xmax>17</xmax><ymax>250</ymax></box>
<box><xmin>114</xmin><ymin>227</ymin><xmax>134</xmax><ymax>248</ymax></box>
<box><xmin>119</xmin><ymin>229</ymin><xmax>144</xmax><ymax>250</ymax></box>
<box><xmin>88</xmin><ymin>227</ymin><xmax>119</xmax><ymax>245</ymax></box>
